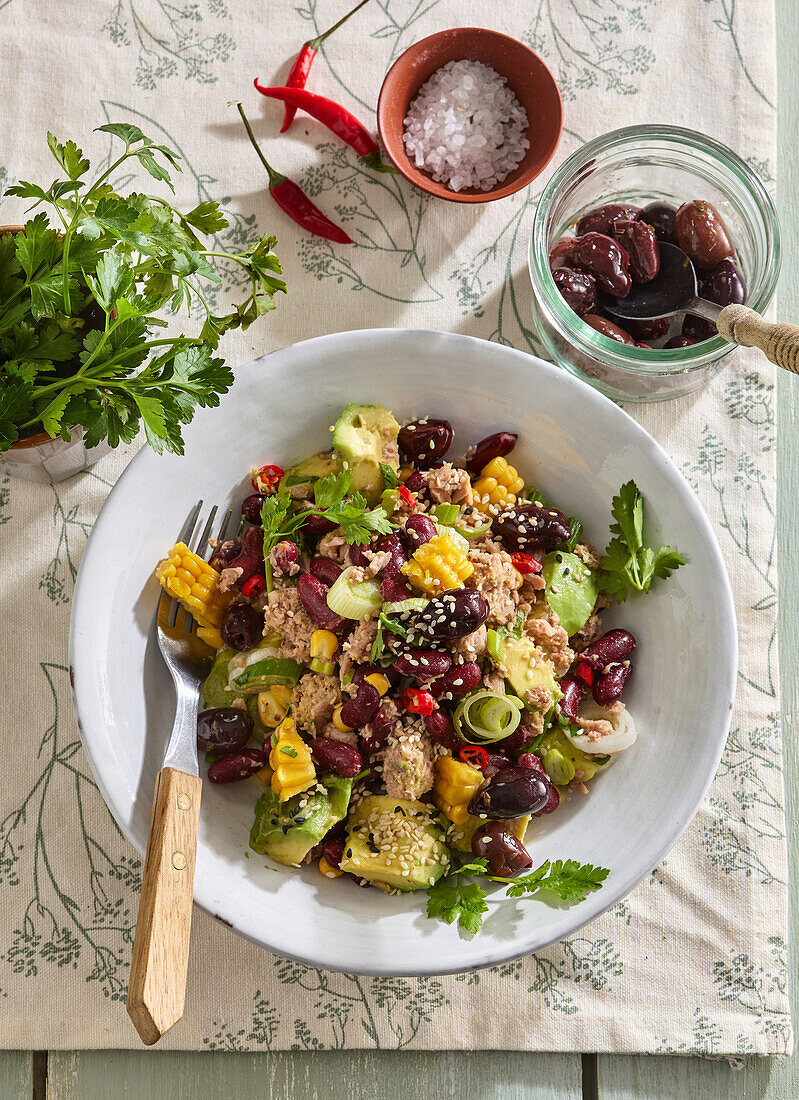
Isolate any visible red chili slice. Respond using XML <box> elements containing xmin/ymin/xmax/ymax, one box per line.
<box><xmin>402</xmin><ymin>687</ymin><xmax>435</xmax><ymax>715</ymax></box>
<box><xmin>251</xmin><ymin>463</ymin><xmax>285</xmax><ymax>492</ymax></box>
<box><xmin>242</xmin><ymin>574</ymin><xmax>266</xmax><ymax>598</ymax></box>
<box><xmin>459</xmin><ymin>746</ymin><xmax>488</xmax><ymax>770</ymax></box>
<box><xmin>511</xmin><ymin>552</ymin><xmax>543</xmax><ymax>575</ymax></box>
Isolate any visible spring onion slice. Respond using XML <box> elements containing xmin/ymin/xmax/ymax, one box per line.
<box><xmin>542</xmin><ymin>748</ymin><xmax>575</xmax><ymax>785</ymax></box>
<box><xmin>381</xmin><ymin>597</ymin><xmax>429</xmax><ymax>614</ymax></box>
<box><xmin>433</xmin><ymin>503</ymin><xmax>461</xmax><ymax>525</ymax></box>
<box><xmin>452</xmin><ymin>516</ymin><xmax>493</xmax><ymax>540</ymax></box>
<box><xmin>232</xmin><ymin>657</ymin><xmax>303</xmax><ymax>691</ymax></box>
<box><xmin>434</xmin><ymin>523</ymin><xmax>470</xmax><ymax>553</ymax></box>
<box><xmin>485</xmin><ymin>628</ymin><xmax>504</xmax><ymax>663</ymax></box>
<box><xmin>454</xmin><ymin>689</ymin><xmax>523</xmax><ymax>744</ymax></box>
<box><xmin>326</xmin><ymin>566</ymin><xmax>382</xmax><ymax>618</ymax></box>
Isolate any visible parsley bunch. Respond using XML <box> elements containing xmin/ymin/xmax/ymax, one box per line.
<box><xmin>1</xmin><ymin>123</ymin><xmax>286</xmax><ymax>454</ymax></box>
<box><xmin>599</xmin><ymin>481</ymin><xmax>686</xmax><ymax>602</ymax></box>
<box><xmin>427</xmin><ymin>856</ymin><xmax>610</xmax><ymax>935</ymax></box>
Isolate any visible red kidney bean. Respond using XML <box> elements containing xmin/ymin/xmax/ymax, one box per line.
<box><xmin>401</xmin><ymin>513</ymin><xmax>437</xmax><ymax>556</ymax></box>
<box><xmin>271</xmin><ymin>540</ymin><xmax>299</xmax><ymax>577</ymax></box>
<box><xmin>466</xmin><ymin>431</ymin><xmax>519</xmax><ymax>475</ymax></box>
<box><xmin>359</xmin><ymin>698</ymin><xmax>400</xmax><ymax>754</ymax></box>
<box><xmin>639</xmin><ymin>201</ymin><xmax>678</xmax><ymax>245</ymax></box>
<box><xmin>593</xmin><ymin>662</ymin><xmax>633</xmax><ymax>705</ymax></box>
<box><xmin>417</xmin><ymin>589</ymin><xmax>489</xmax><ymax>640</ymax></box>
<box><xmin>576</xmin><ymin>203</ymin><xmax>641</xmax><ymax>237</ymax></box>
<box><xmin>534</xmin><ymin>782</ymin><xmax>560</xmax><ymax>815</ymax></box>
<box><xmin>497</xmin><ymin>722</ymin><xmax>540</xmax><ymax>753</ymax></box>
<box><xmin>579</xmin><ymin>629</ymin><xmax>637</xmax><ymax>670</ymax></box>
<box><xmin>209</xmin><ymin>537</ymin><xmax>242</xmax><ymax>572</ymax></box>
<box><xmin>381</xmin><ymin>576</ymin><xmax>414</xmax><ymax>602</ymax></box>
<box><xmin>482</xmin><ymin>749</ymin><xmax>512</xmax><ymax>776</ymax></box>
<box><xmin>558</xmin><ymin>676</ymin><xmax>586</xmax><ymax>721</ymax></box>
<box><xmin>311</xmin><ymin>737</ymin><xmax>363</xmax><ymax>778</ymax></box>
<box><xmin>208</xmin><ymin>748</ymin><xmax>267</xmax><ymax>783</ymax></box>
<box><xmin>549</xmin><ymin>236</ymin><xmax>579</xmax><ymax>271</ymax></box>
<box><xmin>468</xmin><ymin>766</ymin><xmax>551</xmax><ymax>819</ymax></box>
<box><xmin>621</xmin><ymin>315</ymin><xmax>670</xmax><ymax>341</ymax></box>
<box><xmin>423</xmin><ymin>709</ymin><xmax>466</xmax><ymax>752</ymax></box>
<box><xmin>221</xmin><ymin>602</ymin><xmax>263</xmax><ymax>652</ymax></box>
<box><xmin>492</xmin><ymin>503</ymin><xmax>571</xmax><ymax>551</ymax></box>
<box><xmin>395</xmin><ymin>648</ymin><xmax>452</xmax><ymax>680</ymax></box>
<box><xmin>226</xmin><ymin>526</ymin><xmax>265</xmax><ymax>584</ymax></box>
<box><xmin>430</xmin><ymin>661</ymin><xmax>482</xmax><ymax>698</ymax></box>
<box><xmin>583</xmin><ymin>313</ymin><xmax>636</xmax><ymax>345</ymax></box>
<box><xmin>472</xmin><ymin>821</ymin><xmax>533</xmax><ymax>876</ymax></box>
<box><xmin>349</xmin><ymin>543</ymin><xmax>370</xmax><ymax>567</ymax></box>
<box><xmin>375</xmin><ymin>533</ymin><xmax>407</xmax><ymax>578</ymax></box>
<box><xmin>197</xmin><ymin>708</ymin><xmax>253</xmax><ymax>754</ymax></box>
<box><xmin>611</xmin><ymin>218</ymin><xmax>660</xmax><ymax>283</ymax></box>
<box><xmin>675</xmin><ymin>200</ymin><xmax>734</xmax><ymax>269</ymax></box>
<box><xmin>404</xmin><ymin>471</ymin><xmax>425</xmax><ymax>493</ymax></box>
<box><xmin>664</xmin><ymin>335</ymin><xmax>698</xmax><ymax>349</ymax></box>
<box><xmin>517</xmin><ymin>751</ymin><xmax>545</xmax><ymax>773</ymax></box>
<box><xmin>398</xmin><ymin>419</ymin><xmax>453</xmax><ymax>468</ymax></box>
<box><xmin>553</xmin><ymin>266</ymin><xmax>597</xmax><ymax>316</ymax></box>
<box><xmin>701</xmin><ymin>258</ymin><xmax>746</xmax><ymax>307</ymax></box>
<box><xmin>241</xmin><ymin>492</ymin><xmax>268</xmax><ymax>525</ymax></box>
<box><xmin>572</xmin><ymin>233</ymin><xmax>632</xmax><ymax>297</ymax></box>
<box><xmin>339</xmin><ymin>682</ymin><xmax>380</xmax><ymax>729</ymax></box>
<box><xmin>322</xmin><ymin>836</ymin><xmax>345</xmax><ymax>869</ymax></box>
<box><xmin>310</xmin><ymin>555</ymin><xmax>343</xmax><ymax>587</ymax></box>
<box><xmin>305</xmin><ymin>510</ymin><xmax>338</xmax><ymax>535</ymax></box>
<box><xmin>297</xmin><ymin>573</ymin><xmax>346</xmax><ymax>631</ymax></box>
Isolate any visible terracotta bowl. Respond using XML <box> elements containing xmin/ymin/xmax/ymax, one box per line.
<box><xmin>377</xmin><ymin>27</ymin><xmax>563</xmax><ymax>203</ymax></box>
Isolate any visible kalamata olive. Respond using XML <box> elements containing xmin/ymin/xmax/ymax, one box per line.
<box><xmin>571</xmin><ymin>233</ymin><xmax>632</xmax><ymax>297</ymax></box>
<box><xmin>611</xmin><ymin>218</ymin><xmax>660</xmax><ymax>283</ymax></box>
<box><xmin>208</xmin><ymin>748</ymin><xmax>267</xmax><ymax>783</ymax></box>
<box><xmin>305</xmin><ymin>510</ymin><xmax>338</xmax><ymax>535</ymax></box>
<box><xmin>700</xmin><ymin>258</ymin><xmax>747</xmax><ymax>307</ymax></box>
<box><xmin>682</xmin><ymin>314</ymin><xmax>716</xmax><ymax>342</ymax></box>
<box><xmin>664</xmin><ymin>335</ymin><xmax>698</xmax><ymax>349</ymax></box>
<box><xmin>516</xmin><ymin>754</ymin><xmax>560</xmax><ymax>813</ymax></box>
<box><xmin>352</xmin><ymin>662</ymin><xmax>401</xmax><ymax>688</ymax></box>
<box><xmin>380</xmin><ymin>575</ymin><xmax>414</xmax><ymax>603</ymax></box>
<box><xmin>466</xmin><ymin>431</ymin><xmax>519</xmax><ymax>475</ymax></box>
<box><xmin>582</xmin><ymin>313</ymin><xmax>636</xmax><ymax>345</ymax></box>
<box><xmin>241</xmin><ymin>492</ymin><xmax>268</xmax><ymax>525</ymax></box>
<box><xmin>310</xmin><ymin>556</ymin><xmax>343</xmax><ymax>587</ymax></box>
<box><xmin>549</xmin><ymin>236</ymin><xmax>579</xmax><ymax>270</ymax></box>
<box><xmin>395</xmin><ymin>648</ymin><xmax>452</xmax><ymax>680</ymax></box>
<box><xmin>398</xmin><ymin>419</ymin><xmax>454</xmax><ymax>468</ymax></box>
<box><xmin>468</xmin><ymin>766</ymin><xmax>551</xmax><ymax>819</ymax></box>
<box><xmin>593</xmin><ymin>663</ymin><xmax>633</xmax><ymax>706</ymax></box>
<box><xmin>576</xmin><ymin>203</ymin><xmax>641</xmax><ymax>236</ymax></box>
<box><xmin>404</xmin><ymin>471</ymin><xmax>425</xmax><ymax>493</ymax></box>
<box><xmin>374</xmin><ymin>533</ymin><xmax>407</xmax><ymax>578</ymax></box>
<box><xmin>271</xmin><ymin>540</ymin><xmax>299</xmax><ymax>576</ymax></box>
<box><xmin>472</xmin><ymin>821</ymin><xmax>533</xmax><ymax>876</ymax></box>
<box><xmin>209</xmin><ymin>536</ymin><xmax>242</xmax><ymax>572</ymax></box>
<box><xmin>621</xmin><ymin>315</ymin><xmax>670</xmax><ymax>341</ymax></box>
<box><xmin>558</xmin><ymin>676</ymin><xmax>586</xmax><ymax>721</ymax></box>
<box><xmin>492</xmin><ymin>503</ymin><xmax>571</xmax><ymax>551</ymax></box>
<box><xmin>675</xmin><ymin>200</ymin><xmax>734</xmax><ymax>269</ymax></box>
<box><xmin>430</xmin><ymin>661</ymin><xmax>482</xmax><ymax>698</ymax></box>
<box><xmin>639</xmin><ymin>201</ymin><xmax>678</xmax><ymax>245</ymax></box>
<box><xmin>579</xmin><ymin>629</ymin><xmax>636</xmax><ymax>669</ymax></box>
<box><xmin>401</xmin><ymin>513</ymin><xmax>438</xmax><ymax>555</ymax></box>
<box><xmin>197</xmin><ymin>707</ymin><xmax>253</xmax><ymax>754</ymax></box>
<box><xmin>553</xmin><ymin>267</ymin><xmax>597</xmax><ymax>316</ymax></box>
<box><xmin>416</xmin><ymin>589</ymin><xmax>489</xmax><ymax>640</ymax></box>
<box><xmin>311</xmin><ymin>737</ymin><xmax>364</xmax><ymax>778</ymax></box>
<box><xmin>349</xmin><ymin>543</ymin><xmax>370</xmax><ymax>567</ymax></box>
<box><xmin>322</xmin><ymin>836</ymin><xmax>345</xmax><ymax>869</ymax></box>
<box><xmin>221</xmin><ymin>602</ymin><xmax>263</xmax><ymax>652</ymax></box>
<box><xmin>339</xmin><ymin>682</ymin><xmax>380</xmax><ymax>729</ymax></box>
<box><xmin>423</xmin><ymin>709</ymin><xmax>466</xmax><ymax>752</ymax></box>
<box><xmin>297</xmin><ymin>573</ymin><xmax>346</xmax><ymax>632</ymax></box>
<box><xmin>226</xmin><ymin>526</ymin><xmax>265</xmax><ymax>584</ymax></box>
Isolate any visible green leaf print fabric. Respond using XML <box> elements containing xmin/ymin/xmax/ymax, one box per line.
<box><xmin>0</xmin><ymin>0</ymin><xmax>790</xmax><ymax>1053</ymax></box>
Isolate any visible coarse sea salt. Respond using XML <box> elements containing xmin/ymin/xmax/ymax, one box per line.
<box><xmin>402</xmin><ymin>59</ymin><xmax>530</xmax><ymax>193</ymax></box>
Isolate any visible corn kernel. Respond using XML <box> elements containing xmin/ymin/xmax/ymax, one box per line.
<box><xmin>258</xmin><ymin>685</ymin><xmax>292</xmax><ymax>728</ymax></box>
<box><xmin>364</xmin><ymin>672</ymin><xmax>390</xmax><ymax>697</ymax></box>
<box><xmin>269</xmin><ymin>717</ymin><xmax>316</xmax><ymax>802</ymax></box>
<box><xmin>255</xmin><ymin>765</ymin><xmax>273</xmax><ymax>787</ymax></box>
<box><xmin>401</xmin><ymin>533</ymin><xmax>474</xmax><ymax>596</ymax></box>
<box><xmin>399</xmin><ymin>466</ymin><xmax>413</xmax><ymax>483</ymax></box>
<box><xmin>433</xmin><ymin>755</ymin><xmax>484</xmax><ymax>824</ymax></box>
<box><xmin>196</xmin><ymin>624</ymin><xmax>224</xmax><ymax>650</ymax></box>
<box><xmin>332</xmin><ymin>705</ymin><xmax>354</xmax><ymax>733</ymax></box>
<box><xmin>156</xmin><ymin>543</ymin><xmax>231</xmax><ymax>629</ymax></box>
<box><xmin>473</xmin><ymin>456</ymin><xmax>525</xmax><ymax>507</ymax></box>
<box><xmin>319</xmin><ymin>856</ymin><xmax>343</xmax><ymax>878</ymax></box>
<box><xmin>311</xmin><ymin>630</ymin><xmax>339</xmax><ymax>660</ymax></box>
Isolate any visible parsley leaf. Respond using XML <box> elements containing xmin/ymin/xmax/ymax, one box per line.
<box><xmin>598</xmin><ymin>480</ymin><xmax>686</xmax><ymax>602</ymax></box>
<box><xmin>379</xmin><ymin>462</ymin><xmax>399</xmax><ymax>490</ymax></box>
<box><xmin>370</xmin><ymin>619</ymin><xmax>385</xmax><ymax>661</ymax></box>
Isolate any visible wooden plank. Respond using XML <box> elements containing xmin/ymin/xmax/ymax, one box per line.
<box><xmin>47</xmin><ymin>1050</ymin><xmax>582</xmax><ymax>1100</ymax></box>
<box><xmin>597</xmin><ymin>1055</ymin><xmax>791</xmax><ymax>1099</ymax></box>
<box><xmin>0</xmin><ymin>1051</ymin><xmax>34</xmax><ymax>1100</ymax></box>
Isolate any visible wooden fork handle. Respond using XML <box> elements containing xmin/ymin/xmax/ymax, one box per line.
<box><xmin>126</xmin><ymin>767</ymin><xmax>202</xmax><ymax>1045</ymax></box>
<box><xmin>717</xmin><ymin>304</ymin><xmax>799</xmax><ymax>374</ymax></box>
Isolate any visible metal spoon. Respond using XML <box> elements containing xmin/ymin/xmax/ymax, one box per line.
<box><xmin>604</xmin><ymin>242</ymin><xmax>799</xmax><ymax>373</ymax></box>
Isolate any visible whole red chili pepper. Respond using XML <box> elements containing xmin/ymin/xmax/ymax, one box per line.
<box><xmin>253</xmin><ymin>82</ymin><xmax>396</xmax><ymax>173</ymax></box>
<box><xmin>281</xmin><ymin>0</ymin><xmax>372</xmax><ymax>133</ymax></box>
<box><xmin>459</xmin><ymin>746</ymin><xmax>489</xmax><ymax>771</ymax></box>
<box><xmin>235</xmin><ymin>103</ymin><xmax>352</xmax><ymax>244</ymax></box>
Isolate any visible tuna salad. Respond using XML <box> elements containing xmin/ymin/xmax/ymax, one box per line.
<box><xmin>156</xmin><ymin>404</ymin><xmax>685</xmax><ymax>931</ymax></box>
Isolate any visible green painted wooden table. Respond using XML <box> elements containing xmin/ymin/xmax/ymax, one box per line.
<box><xmin>3</xmin><ymin>5</ymin><xmax>796</xmax><ymax>1096</ymax></box>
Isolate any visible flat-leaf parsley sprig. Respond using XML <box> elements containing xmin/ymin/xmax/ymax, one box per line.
<box><xmin>426</xmin><ymin>856</ymin><xmax>610</xmax><ymax>935</ymax></box>
<box><xmin>599</xmin><ymin>480</ymin><xmax>686</xmax><ymax>603</ymax></box>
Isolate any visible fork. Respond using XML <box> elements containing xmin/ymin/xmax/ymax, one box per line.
<box><xmin>126</xmin><ymin>501</ymin><xmax>234</xmax><ymax>1046</ymax></box>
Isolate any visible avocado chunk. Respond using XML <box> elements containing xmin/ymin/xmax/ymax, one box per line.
<box><xmin>332</xmin><ymin>403</ymin><xmax>399</xmax><ymax>505</ymax></box>
<box><xmin>541</xmin><ymin>551</ymin><xmax>599</xmax><ymax>637</ymax></box>
<box><xmin>498</xmin><ymin>635</ymin><xmax>560</xmax><ymax>711</ymax></box>
<box><xmin>249</xmin><ymin>774</ymin><xmax>353</xmax><ymax>867</ymax></box>
<box><xmin>201</xmin><ymin>647</ymin><xmax>238</xmax><ymax>708</ymax></box>
<box><xmin>339</xmin><ymin>795</ymin><xmax>448</xmax><ymax>891</ymax></box>
<box><xmin>279</xmin><ymin>450</ymin><xmax>339</xmax><ymax>497</ymax></box>
<box><xmin>536</xmin><ymin>727</ymin><xmax>605</xmax><ymax>784</ymax></box>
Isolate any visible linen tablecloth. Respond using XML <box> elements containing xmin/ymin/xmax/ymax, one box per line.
<box><xmin>0</xmin><ymin>0</ymin><xmax>791</xmax><ymax>1053</ymax></box>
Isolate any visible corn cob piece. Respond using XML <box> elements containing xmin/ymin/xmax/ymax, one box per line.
<box><xmin>269</xmin><ymin>717</ymin><xmax>316</xmax><ymax>801</ymax></box>
<box><xmin>401</xmin><ymin>533</ymin><xmax>474</xmax><ymax>595</ymax></box>
<box><xmin>156</xmin><ymin>543</ymin><xmax>230</xmax><ymax>630</ymax></box>
<box><xmin>258</xmin><ymin>685</ymin><xmax>292</xmax><ymax>728</ymax></box>
<box><xmin>473</xmin><ymin>457</ymin><xmax>525</xmax><ymax>508</ymax></box>
<box><xmin>433</xmin><ymin>755</ymin><xmax>484</xmax><ymax>824</ymax></box>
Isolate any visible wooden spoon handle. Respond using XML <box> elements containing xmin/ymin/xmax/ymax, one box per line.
<box><xmin>126</xmin><ymin>767</ymin><xmax>202</xmax><ymax>1045</ymax></box>
<box><xmin>717</xmin><ymin>304</ymin><xmax>799</xmax><ymax>373</ymax></box>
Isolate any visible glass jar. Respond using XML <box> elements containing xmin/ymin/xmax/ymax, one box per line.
<box><xmin>528</xmin><ymin>125</ymin><xmax>780</xmax><ymax>402</ymax></box>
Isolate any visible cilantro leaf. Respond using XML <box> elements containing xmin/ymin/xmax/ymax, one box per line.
<box><xmin>598</xmin><ymin>480</ymin><xmax>685</xmax><ymax>602</ymax></box>
<box><xmin>379</xmin><ymin>462</ymin><xmax>399</xmax><ymax>490</ymax></box>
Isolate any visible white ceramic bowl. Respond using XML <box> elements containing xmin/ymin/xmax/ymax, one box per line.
<box><xmin>70</xmin><ymin>329</ymin><xmax>736</xmax><ymax>976</ymax></box>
